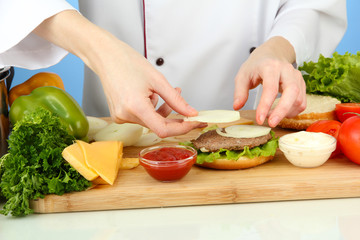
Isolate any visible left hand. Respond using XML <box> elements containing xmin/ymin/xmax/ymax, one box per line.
<box><xmin>233</xmin><ymin>36</ymin><xmax>306</xmax><ymax>127</ymax></box>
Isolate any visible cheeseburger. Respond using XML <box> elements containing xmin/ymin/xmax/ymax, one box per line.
<box><xmin>187</xmin><ymin>125</ymin><xmax>278</xmax><ymax>170</ymax></box>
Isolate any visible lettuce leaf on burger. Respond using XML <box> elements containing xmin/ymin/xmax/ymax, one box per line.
<box><xmin>182</xmin><ymin>125</ymin><xmax>278</xmax><ymax>169</ymax></box>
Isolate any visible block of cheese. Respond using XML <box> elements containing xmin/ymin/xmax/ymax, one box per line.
<box><xmin>62</xmin><ymin>143</ymin><xmax>99</xmax><ymax>181</ymax></box>
<box><xmin>76</xmin><ymin>140</ymin><xmax>120</xmax><ymax>185</ymax></box>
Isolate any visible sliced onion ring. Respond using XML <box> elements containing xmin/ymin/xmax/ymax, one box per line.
<box><xmin>184</xmin><ymin>110</ymin><xmax>240</xmax><ymax>123</ymax></box>
<box><xmin>134</xmin><ymin>132</ymin><xmax>162</xmax><ymax>147</ymax></box>
<box><xmin>216</xmin><ymin>125</ymin><xmax>271</xmax><ymax>138</ymax></box>
<box><xmin>94</xmin><ymin>123</ymin><xmax>143</xmax><ymax>146</ymax></box>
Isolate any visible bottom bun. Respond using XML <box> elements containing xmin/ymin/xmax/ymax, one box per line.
<box><xmin>195</xmin><ymin>155</ymin><xmax>274</xmax><ymax>170</ymax></box>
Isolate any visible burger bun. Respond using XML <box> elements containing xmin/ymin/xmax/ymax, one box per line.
<box><xmin>273</xmin><ymin>94</ymin><xmax>340</xmax><ymax>130</ymax></box>
<box><xmin>196</xmin><ymin>155</ymin><xmax>274</xmax><ymax>170</ymax></box>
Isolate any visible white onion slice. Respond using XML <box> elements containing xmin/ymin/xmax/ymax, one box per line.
<box><xmin>162</xmin><ymin>137</ymin><xmax>181</xmax><ymax>143</ymax></box>
<box><xmin>216</xmin><ymin>125</ymin><xmax>271</xmax><ymax>138</ymax></box>
<box><xmin>86</xmin><ymin>116</ymin><xmax>109</xmax><ymax>141</ymax></box>
<box><xmin>142</xmin><ymin>127</ymin><xmax>150</xmax><ymax>135</ymax></box>
<box><xmin>94</xmin><ymin>123</ymin><xmax>143</xmax><ymax>146</ymax></box>
<box><xmin>184</xmin><ymin>110</ymin><xmax>240</xmax><ymax>123</ymax></box>
<box><xmin>134</xmin><ymin>132</ymin><xmax>162</xmax><ymax>147</ymax></box>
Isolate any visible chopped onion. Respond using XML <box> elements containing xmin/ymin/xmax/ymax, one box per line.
<box><xmin>184</xmin><ymin>110</ymin><xmax>240</xmax><ymax>123</ymax></box>
<box><xmin>94</xmin><ymin>123</ymin><xmax>143</xmax><ymax>146</ymax></box>
<box><xmin>86</xmin><ymin>116</ymin><xmax>109</xmax><ymax>141</ymax></box>
<box><xmin>142</xmin><ymin>127</ymin><xmax>150</xmax><ymax>135</ymax></box>
<box><xmin>216</xmin><ymin>125</ymin><xmax>271</xmax><ymax>138</ymax></box>
<box><xmin>162</xmin><ymin>137</ymin><xmax>181</xmax><ymax>143</ymax></box>
<box><xmin>134</xmin><ymin>132</ymin><xmax>162</xmax><ymax>147</ymax></box>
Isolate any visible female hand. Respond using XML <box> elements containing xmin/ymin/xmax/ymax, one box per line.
<box><xmin>34</xmin><ymin>10</ymin><xmax>204</xmax><ymax>138</ymax></box>
<box><xmin>97</xmin><ymin>40</ymin><xmax>205</xmax><ymax>137</ymax></box>
<box><xmin>233</xmin><ymin>37</ymin><xmax>306</xmax><ymax>127</ymax></box>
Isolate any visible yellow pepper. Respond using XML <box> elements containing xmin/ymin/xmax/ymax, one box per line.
<box><xmin>9</xmin><ymin>72</ymin><xmax>65</xmax><ymax>106</ymax></box>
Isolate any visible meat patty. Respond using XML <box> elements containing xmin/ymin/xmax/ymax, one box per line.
<box><xmin>191</xmin><ymin>129</ymin><xmax>272</xmax><ymax>152</ymax></box>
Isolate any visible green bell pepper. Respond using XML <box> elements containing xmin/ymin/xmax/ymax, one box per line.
<box><xmin>9</xmin><ymin>86</ymin><xmax>89</xmax><ymax>139</ymax></box>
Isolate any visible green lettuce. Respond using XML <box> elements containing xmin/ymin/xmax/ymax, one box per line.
<box><xmin>299</xmin><ymin>52</ymin><xmax>360</xmax><ymax>103</ymax></box>
<box><xmin>182</xmin><ymin>131</ymin><xmax>278</xmax><ymax>164</ymax></box>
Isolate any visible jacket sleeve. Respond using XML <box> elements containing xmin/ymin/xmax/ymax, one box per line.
<box><xmin>0</xmin><ymin>0</ymin><xmax>76</xmax><ymax>69</ymax></box>
<box><xmin>267</xmin><ymin>0</ymin><xmax>347</xmax><ymax>66</ymax></box>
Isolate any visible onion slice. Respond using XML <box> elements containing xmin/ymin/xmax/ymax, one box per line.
<box><xmin>184</xmin><ymin>110</ymin><xmax>240</xmax><ymax>123</ymax></box>
<box><xmin>216</xmin><ymin>125</ymin><xmax>271</xmax><ymax>138</ymax></box>
<box><xmin>94</xmin><ymin>123</ymin><xmax>143</xmax><ymax>146</ymax></box>
<box><xmin>134</xmin><ymin>132</ymin><xmax>162</xmax><ymax>147</ymax></box>
<box><xmin>86</xmin><ymin>116</ymin><xmax>109</xmax><ymax>141</ymax></box>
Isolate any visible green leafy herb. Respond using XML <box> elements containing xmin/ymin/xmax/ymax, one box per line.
<box><xmin>181</xmin><ymin>131</ymin><xmax>278</xmax><ymax>164</ymax></box>
<box><xmin>0</xmin><ymin>107</ymin><xmax>91</xmax><ymax>216</ymax></box>
<box><xmin>0</xmin><ymin>153</ymin><xmax>7</xmax><ymax>200</ymax></box>
<box><xmin>299</xmin><ymin>52</ymin><xmax>360</xmax><ymax>103</ymax></box>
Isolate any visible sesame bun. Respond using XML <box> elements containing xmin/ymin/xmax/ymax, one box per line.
<box><xmin>196</xmin><ymin>155</ymin><xmax>274</xmax><ymax>170</ymax></box>
<box><xmin>273</xmin><ymin>94</ymin><xmax>340</xmax><ymax>130</ymax></box>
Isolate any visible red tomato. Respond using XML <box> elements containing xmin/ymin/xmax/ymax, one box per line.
<box><xmin>335</xmin><ymin>103</ymin><xmax>360</xmax><ymax>122</ymax></box>
<box><xmin>338</xmin><ymin>116</ymin><xmax>360</xmax><ymax>165</ymax></box>
<box><xmin>306</xmin><ymin>120</ymin><xmax>342</xmax><ymax>158</ymax></box>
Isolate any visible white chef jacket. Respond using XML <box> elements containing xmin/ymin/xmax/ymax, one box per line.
<box><xmin>0</xmin><ymin>0</ymin><xmax>347</xmax><ymax>117</ymax></box>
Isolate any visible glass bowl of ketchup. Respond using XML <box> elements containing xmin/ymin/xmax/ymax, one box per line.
<box><xmin>139</xmin><ymin>145</ymin><xmax>197</xmax><ymax>182</ymax></box>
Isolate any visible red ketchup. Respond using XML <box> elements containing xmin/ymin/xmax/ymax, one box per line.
<box><xmin>139</xmin><ymin>145</ymin><xmax>197</xmax><ymax>182</ymax></box>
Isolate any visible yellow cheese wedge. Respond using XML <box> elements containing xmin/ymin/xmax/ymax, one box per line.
<box><xmin>62</xmin><ymin>143</ymin><xmax>99</xmax><ymax>181</ymax></box>
<box><xmin>92</xmin><ymin>157</ymin><xmax>139</xmax><ymax>185</ymax></box>
<box><xmin>77</xmin><ymin>140</ymin><xmax>120</xmax><ymax>185</ymax></box>
<box><xmin>91</xmin><ymin>177</ymin><xmax>109</xmax><ymax>185</ymax></box>
<box><xmin>116</xmin><ymin>141</ymin><xmax>124</xmax><ymax>173</ymax></box>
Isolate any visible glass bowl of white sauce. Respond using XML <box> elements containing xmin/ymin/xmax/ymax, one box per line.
<box><xmin>279</xmin><ymin>131</ymin><xmax>337</xmax><ymax>168</ymax></box>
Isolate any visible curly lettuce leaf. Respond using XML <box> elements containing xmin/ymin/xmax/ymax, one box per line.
<box><xmin>299</xmin><ymin>52</ymin><xmax>360</xmax><ymax>103</ymax></box>
<box><xmin>182</xmin><ymin>131</ymin><xmax>278</xmax><ymax>164</ymax></box>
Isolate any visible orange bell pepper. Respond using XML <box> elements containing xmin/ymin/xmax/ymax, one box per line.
<box><xmin>9</xmin><ymin>72</ymin><xmax>65</xmax><ymax>106</ymax></box>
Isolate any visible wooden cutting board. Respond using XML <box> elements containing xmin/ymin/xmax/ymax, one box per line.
<box><xmin>31</xmin><ymin>111</ymin><xmax>360</xmax><ymax>213</ymax></box>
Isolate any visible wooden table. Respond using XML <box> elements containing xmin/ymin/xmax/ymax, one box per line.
<box><xmin>31</xmin><ymin>110</ymin><xmax>360</xmax><ymax>213</ymax></box>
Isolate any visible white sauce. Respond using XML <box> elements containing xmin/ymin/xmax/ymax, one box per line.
<box><xmin>279</xmin><ymin>131</ymin><xmax>336</xmax><ymax>168</ymax></box>
<box><xmin>280</xmin><ymin>131</ymin><xmax>335</xmax><ymax>148</ymax></box>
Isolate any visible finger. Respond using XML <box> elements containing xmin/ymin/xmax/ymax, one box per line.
<box><xmin>154</xmin><ymin>80</ymin><xmax>198</xmax><ymax>117</ymax></box>
<box><xmin>157</xmin><ymin>102</ymin><xmax>173</xmax><ymax>118</ymax></box>
<box><xmin>282</xmin><ymin>71</ymin><xmax>307</xmax><ymax>118</ymax></box>
<box><xmin>267</xmin><ymin>70</ymin><xmax>301</xmax><ymax>127</ymax></box>
<box><xmin>150</xmin><ymin>93</ymin><xmax>159</xmax><ymax>107</ymax></box>
<box><xmin>135</xmin><ymin>98</ymin><xmax>202</xmax><ymax>138</ymax></box>
<box><xmin>156</xmin><ymin>87</ymin><xmax>182</xmax><ymax>118</ymax></box>
<box><xmin>233</xmin><ymin>70</ymin><xmax>250</xmax><ymax>110</ymax></box>
<box><xmin>255</xmin><ymin>67</ymin><xmax>280</xmax><ymax>125</ymax></box>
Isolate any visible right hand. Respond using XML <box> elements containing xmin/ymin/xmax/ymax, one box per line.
<box><xmin>34</xmin><ymin>10</ymin><xmax>203</xmax><ymax>138</ymax></box>
<box><xmin>96</xmin><ymin>40</ymin><xmax>205</xmax><ymax>138</ymax></box>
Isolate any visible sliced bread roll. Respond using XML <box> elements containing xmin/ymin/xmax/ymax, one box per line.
<box><xmin>272</xmin><ymin>94</ymin><xmax>340</xmax><ymax>130</ymax></box>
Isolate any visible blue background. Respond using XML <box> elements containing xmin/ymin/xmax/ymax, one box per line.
<box><xmin>12</xmin><ymin>0</ymin><xmax>360</xmax><ymax>106</ymax></box>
